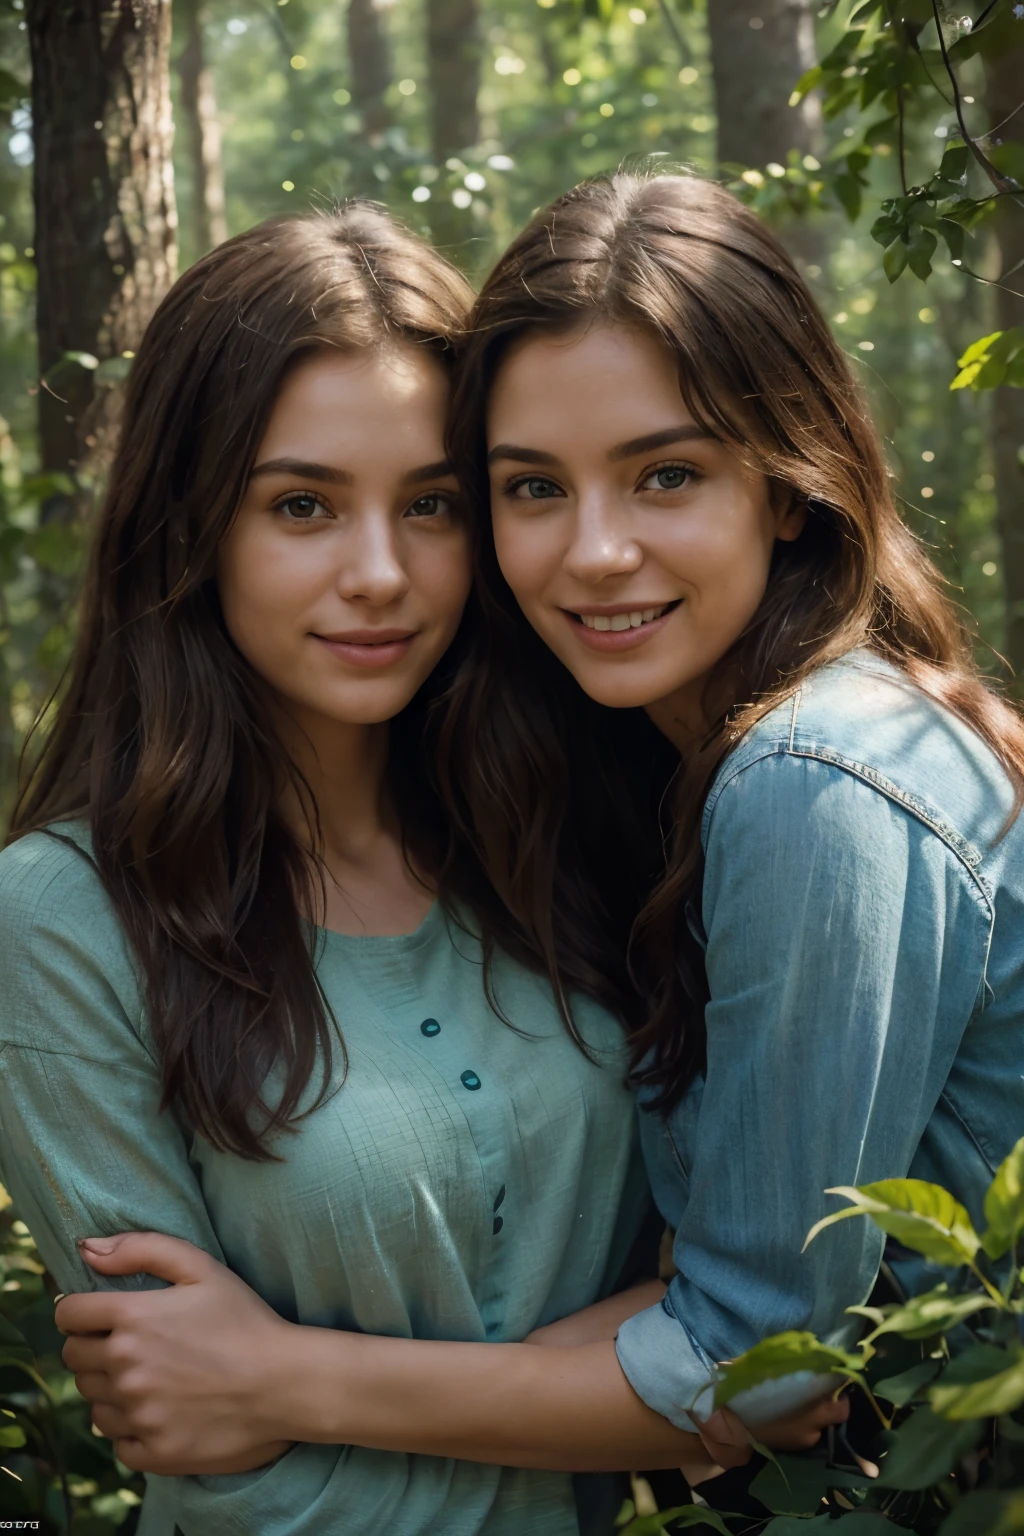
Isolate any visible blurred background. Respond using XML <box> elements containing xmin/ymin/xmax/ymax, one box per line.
<box><xmin>0</xmin><ymin>2</ymin><xmax>1022</xmax><ymax>1527</ymax></box>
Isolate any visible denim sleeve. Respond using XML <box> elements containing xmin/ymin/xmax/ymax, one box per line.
<box><xmin>615</xmin><ymin>751</ymin><xmax>991</xmax><ymax>1429</ymax></box>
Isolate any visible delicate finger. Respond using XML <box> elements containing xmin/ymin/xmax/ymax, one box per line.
<box><xmin>91</xmin><ymin>1402</ymin><xmax>139</xmax><ymax>1441</ymax></box>
<box><xmin>62</xmin><ymin>1333</ymin><xmax>115</xmax><ymax>1373</ymax></box>
<box><xmin>73</xmin><ymin>1371</ymin><xmax>119</xmax><ymax>1406</ymax></box>
<box><xmin>56</xmin><ymin>1290</ymin><xmax>134</xmax><ymax>1337</ymax></box>
<box><xmin>112</xmin><ymin>1436</ymin><xmax>153</xmax><ymax>1473</ymax></box>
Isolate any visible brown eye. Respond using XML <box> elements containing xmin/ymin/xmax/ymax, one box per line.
<box><xmin>277</xmin><ymin>492</ymin><xmax>328</xmax><ymax>520</ymax></box>
<box><xmin>406</xmin><ymin>494</ymin><xmax>451</xmax><ymax>519</ymax></box>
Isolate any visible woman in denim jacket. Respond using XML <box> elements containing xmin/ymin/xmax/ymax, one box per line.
<box><xmin>57</xmin><ymin>173</ymin><xmax>1022</xmax><ymax>1479</ymax></box>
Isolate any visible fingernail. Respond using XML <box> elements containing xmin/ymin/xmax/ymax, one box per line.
<box><xmin>79</xmin><ymin>1237</ymin><xmax>116</xmax><ymax>1254</ymax></box>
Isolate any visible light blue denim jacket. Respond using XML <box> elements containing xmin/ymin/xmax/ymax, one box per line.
<box><xmin>615</xmin><ymin>649</ymin><xmax>1024</xmax><ymax>1429</ymax></box>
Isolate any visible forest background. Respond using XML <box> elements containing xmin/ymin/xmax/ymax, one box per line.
<box><xmin>0</xmin><ymin>0</ymin><xmax>1022</xmax><ymax>1530</ymax></box>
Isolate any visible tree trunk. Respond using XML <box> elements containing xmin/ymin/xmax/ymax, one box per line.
<box><xmin>27</xmin><ymin>0</ymin><xmax>177</xmax><ymax>486</ymax></box>
<box><xmin>425</xmin><ymin>0</ymin><xmax>481</xmax><ymax>261</ymax></box>
<box><xmin>347</xmin><ymin>0</ymin><xmax>392</xmax><ymax>143</ymax></box>
<box><xmin>707</xmin><ymin>0</ymin><xmax>821</xmax><ymax>169</ymax></box>
<box><xmin>983</xmin><ymin>23</ymin><xmax>1024</xmax><ymax>682</ymax></box>
<box><xmin>177</xmin><ymin>0</ymin><xmax>227</xmax><ymax>261</ymax></box>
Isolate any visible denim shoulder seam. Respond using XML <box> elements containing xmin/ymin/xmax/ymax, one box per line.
<box><xmin>703</xmin><ymin>741</ymin><xmax>995</xmax><ymax>922</ymax></box>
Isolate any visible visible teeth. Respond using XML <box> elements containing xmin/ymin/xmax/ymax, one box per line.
<box><xmin>579</xmin><ymin>604</ymin><xmax>670</xmax><ymax>631</ymax></box>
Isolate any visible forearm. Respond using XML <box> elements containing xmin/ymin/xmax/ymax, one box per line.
<box><xmin>526</xmin><ymin>1279</ymin><xmax>667</xmax><ymax>1347</ymax></box>
<box><xmin>269</xmin><ymin>1329</ymin><xmax>703</xmax><ymax>1472</ymax></box>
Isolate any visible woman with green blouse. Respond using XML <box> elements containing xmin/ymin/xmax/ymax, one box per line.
<box><xmin>0</xmin><ymin>204</ymin><xmax>839</xmax><ymax>1534</ymax></box>
<box><xmin>0</xmin><ymin>207</ymin><xmax>664</xmax><ymax>1535</ymax></box>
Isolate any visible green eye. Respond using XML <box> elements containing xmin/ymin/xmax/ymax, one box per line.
<box><xmin>513</xmin><ymin>477</ymin><xmax>561</xmax><ymax>500</ymax></box>
<box><xmin>648</xmin><ymin>466</ymin><xmax>690</xmax><ymax>491</ymax></box>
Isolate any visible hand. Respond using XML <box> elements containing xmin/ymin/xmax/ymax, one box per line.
<box><xmin>56</xmin><ymin>1232</ymin><xmax>297</xmax><ymax>1475</ymax></box>
<box><xmin>684</xmin><ymin>1391</ymin><xmax>851</xmax><ymax>1487</ymax></box>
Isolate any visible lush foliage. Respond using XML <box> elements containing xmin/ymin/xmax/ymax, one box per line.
<box><xmin>618</xmin><ymin>1139</ymin><xmax>1024</xmax><ymax>1534</ymax></box>
<box><xmin>0</xmin><ymin>1186</ymin><xmax>144</xmax><ymax>1532</ymax></box>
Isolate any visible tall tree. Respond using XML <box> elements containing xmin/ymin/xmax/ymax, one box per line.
<box><xmin>26</xmin><ymin>0</ymin><xmax>177</xmax><ymax>484</ymax></box>
<box><xmin>347</xmin><ymin>0</ymin><xmax>393</xmax><ymax>143</ymax></box>
<box><xmin>177</xmin><ymin>0</ymin><xmax>227</xmax><ymax>261</ymax></box>
<box><xmin>983</xmin><ymin>18</ymin><xmax>1024</xmax><ymax>678</ymax></box>
<box><xmin>425</xmin><ymin>0</ymin><xmax>482</xmax><ymax>259</ymax></box>
<box><xmin>707</xmin><ymin>0</ymin><xmax>821</xmax><ymax>168</ymax></box>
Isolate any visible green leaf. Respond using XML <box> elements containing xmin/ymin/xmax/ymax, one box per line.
<box><xmin>862</xmin><ymin>1284</ymin><xmax>996</xmax><ymax>1341</ymax></box>
<box><xmin>750</xmin><ymin>1454</ymin><xmax>870</xmax><ymax>1517</ymax></box>
<box><xmin>958</xmin><ymin>331</ymin><xmax>1005</xmax><ymax>369</ymax></box>
<box><xmin>834</xmin><ymin>171</ymin><xmax>864</xmax><ymax>221</ymax></box>
<box><xmin>874</xmin><ymin>1358</ymin><xmax>943</xmax><ymax>1406</ymax></box>
<box><xmin>789</xmin><ymin>65</ymin><xmax>823</xmax><ymax>106</ymax></box>
<box><xmin>939</xmin><ymin>1489</ymin><xmax>1024</xmax><ymax>1535</ymax></box>
<box><xmin>988</xmin><ymin>143</ymin><xmax>1024</xmax><ymax>188</ymax></box>
<box><xmin>0</xmin><ymin>1422</ymin><xmax>26</xmax><ymax>1449</ymax></box>
<box><xmin>938</xmin><ymin>218</ymin><xmax>965</xmax><ymax>262</ymax></box>
<box><xmin>876</xmin><ymin>1406</ymin><xmax>983</xmax><ymax>1489</ymax></box>
<box><xmin>882</xmin><ymin>238</ymin><xmax>909</xmax><ymax>282</ymax></box>
<box><xmin>713</xmin><ymin>1331</ymin><xmax>866</xmax><ymax>1409</ymax></box>
<box><xmin>620</xmin><ymin>1508</ymin><xmax>731</xmax><ymax>1536</ymax></box>
<box><xmin>938</xmin><ymin>143</ymin><xmax>969</xmax><ymax>182</ymax></box>
<box><xmin>0</xmin><ymin>1314</ymin><xmax>32</xmax><ymax>1365</ymax></box>
<box><xmin>763</xmin><ymin>1520</ymin><xmax>835</xmax><ymax>1534</ymax></box>
<box><xmin>931</xmin><ymin>1351</ymin><xmax>1024</xmax><ymax>1419</ymax></box>
<box><xmin>804</xmin><ymin>1181</ymin><xmax>981</xmax><ymax>1268</ymax></box>
<box><xmin>907</xmin><ymin>225</ymin><xmax>937</xmax><ymax>280</ymax></box>
<box><xmin>982</xmin><ymin>1135</ymin><xmax>1024</xmax><ymax>1259</ymax></box>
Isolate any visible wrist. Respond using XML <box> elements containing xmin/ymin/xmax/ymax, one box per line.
<box><xmin>264</xmin><ymin>1322</ymin><xmax>374</xmax><ymax>1445</ymax></box>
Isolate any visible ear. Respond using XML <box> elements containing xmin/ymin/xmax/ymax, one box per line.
<box><xmin>770</xmin><ymin>483</ymin><xmax>809</xmax><ymax>544</ymax></box>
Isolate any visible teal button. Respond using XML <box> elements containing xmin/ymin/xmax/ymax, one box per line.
<box><xmin>420</xmin><ymin>1019</ymin><xmax>441</xmax><ymax>1037</ymax></box>
<box><xmin>460</xmin><ymin>1070</ymin><xmax>481</xmax><ymax>1091</ymax></box>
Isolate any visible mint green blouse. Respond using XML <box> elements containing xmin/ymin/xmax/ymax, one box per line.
<box><xmin>0</xmin><ymin>828</ymin><xmax>648</xmax><ymax>1536</ymax></box>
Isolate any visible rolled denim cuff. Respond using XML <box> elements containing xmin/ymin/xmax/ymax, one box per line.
<box><xmin>615</xmin><ymin>1297</ymin><xmax>841</xmax><ymax>1431</ymax></box>
<box><xmin>614</xmin><ymin>1298</ymin><xmax>717</xmax><ymax>1431</ymax></box>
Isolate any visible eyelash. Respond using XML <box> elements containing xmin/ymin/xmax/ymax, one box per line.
<box><xmin>638</xmin><ymin>460</ymin><xmax>702</xmax><ymax>493</ymax></box>
<box><xmin>271</xmin><ymin>490</ymin><xmax>457</xmax><ymax>522</ymax></box>
<box><xmin>273</xmin><ymin>491</ymin><xmax>332</xmax><ymax>521</ymax></box>
<box><xmin>503</xmin><ymin>460</ymin><xmax>702</xmax><ymax>501</ymax></box>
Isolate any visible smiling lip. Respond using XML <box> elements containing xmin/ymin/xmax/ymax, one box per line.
<box><xmin>561</xmin><ymin>601</ymin><xmax>680</xmax><ymax>653</ymax></box>
<box><xmin>313</xmin><ymin>628</ymin><xmax>418</xmax><ymax>669</ymax></box>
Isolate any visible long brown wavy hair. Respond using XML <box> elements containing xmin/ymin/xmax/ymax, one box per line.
<box><xmin>443</xmin><ymin>169</ymin><xmax>1024</xmax><ymax>1111</ymax></box>
<box><xmin>10</xmin><ymin>204</ymin><xmax>483</xmax><ymax>1160</ymax></box>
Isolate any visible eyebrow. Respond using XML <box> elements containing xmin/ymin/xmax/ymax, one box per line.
<box><xmin>487</xmin><ymin>425</ymin><xmax>714</xmax><ymax>469</ymax></box>
<box><xmin>249</xmin><ymin>456</ymin><xmax>457</xmax><ymax>485</ymax></box>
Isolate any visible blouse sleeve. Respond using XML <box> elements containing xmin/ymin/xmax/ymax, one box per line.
<box><xmin>0</xmin><ymin>831</ymin><xmax>224</xmax><ymax>1298</ymax></box>
<box><xmin>615</xmin><ymin>751</ymin><xmax>992</xmax><ymax>1429</ymax></box>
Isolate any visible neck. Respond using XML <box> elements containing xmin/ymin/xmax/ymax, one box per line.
<box><xmin>645</xmin><ymin>662</ymin><xmax>740</xmax><ymax>756</ymax></box>
<box><xmin>272</xmin><ymin>701</ymin><xmax>392</xmax><ymax>863</ymax></box>
<box><xmin>644</xmin><ymin>683</ymin><xmax>709</xmax><ymax>756</ymax></box>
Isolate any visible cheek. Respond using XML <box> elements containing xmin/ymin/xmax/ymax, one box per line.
<box><xmin>217</xmin><ymin>531</ymin><xmax>318</xmax><ymax>658</ymax></box>
<box><xmin>658</xmin><ymin>496</ymin><xmax>776</xmax><ymax>599</ymax></box>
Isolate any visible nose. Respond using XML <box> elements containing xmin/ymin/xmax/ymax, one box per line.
<box><xmin>337</xmin><ymin>510</ymin><xmax>410</xmax><ymax>607</ymax></box>
<box><xmin>562</xmin><ymin>491</ymin><xmax>643</xmax><ymax>584</ymax></box>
